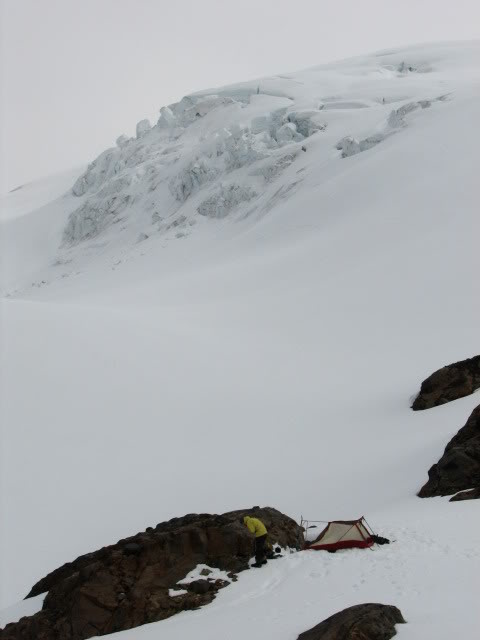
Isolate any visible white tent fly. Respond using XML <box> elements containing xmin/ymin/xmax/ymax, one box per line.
<box><xmin>302</xmin><ymin>517</ymin><xmax>374</xmax><ymax>552</ymax></box>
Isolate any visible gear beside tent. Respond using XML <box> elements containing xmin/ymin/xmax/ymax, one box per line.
<box><xmin>303</xmin><ymin>517</ymin><xmax>375</xmax><ymax>552</ymax></box>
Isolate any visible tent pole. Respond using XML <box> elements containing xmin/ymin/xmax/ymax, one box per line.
<box><xmin>363</xmin><ymin>516</ymin><xmax>377</xmax><ymax>537</ymax></box>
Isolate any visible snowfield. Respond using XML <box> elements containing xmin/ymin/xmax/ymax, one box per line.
<box><xmin>1</xmin><ymin>41</ymin><xmax>479</xmax><ymax>639</ymax></box>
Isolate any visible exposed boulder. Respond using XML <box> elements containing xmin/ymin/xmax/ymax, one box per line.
<box><xmin>412</xmin><ymin>355</ymin><xmax>480</xmax><ymax>410</ymax></box>
<box><xmin>418</xmin><ymin>405</ymin><xmax>480</xmax><ymax>498</ymax></box>
<box><xmin>297</xmin><ymin>603</ymin><xmax>405</xmax><ymax>640</ymax></box>
<box><xmin>1</xmin><ymin>508</ymin><xmax>302</xmax><ymax>640</ymax></box>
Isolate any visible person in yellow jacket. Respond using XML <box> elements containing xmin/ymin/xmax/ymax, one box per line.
<box><xmin>243</xmin><ymin>516</ymin><xmax>269</xmax><ymax>567</ymax></box>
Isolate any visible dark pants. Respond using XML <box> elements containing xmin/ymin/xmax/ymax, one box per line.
<box><xmin>255</xmin><ymin>534</ymin><xmax>268</xmax><ymax>564</ymax></box>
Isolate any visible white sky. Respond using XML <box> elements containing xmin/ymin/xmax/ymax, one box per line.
<box><xmin>1</xmin><ymin>0</ymin><xmax>479</xmax><ymax>193</ymax></box>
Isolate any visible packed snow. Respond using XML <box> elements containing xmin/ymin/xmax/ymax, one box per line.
<box><xmin>1</xmin><ymin>41</ymin><xmax>479</xmax><ymax>639</ymax></box>
<box><xmin>177</xmin><ymin>564</ymin><xmax>233</xmax><ymax>585</ymax></box>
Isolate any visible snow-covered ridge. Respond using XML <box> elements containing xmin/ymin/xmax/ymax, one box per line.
<box><xmin>64</xmin><ymin>92</ymin><xmax>324</xmax><ymax>245</ymax></box>
<box><xmin>2</xmin><ymin>41</ymin><xmax>479</xmax><ymax>297</ymax></box>
<box><xmin>61</xmin><ymin>42</ymin><xmax>476</xmax><ymax>250</ymax></box>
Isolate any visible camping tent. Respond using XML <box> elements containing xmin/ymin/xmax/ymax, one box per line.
<box><xmin>305</xmin><ymin>517</ymin><xmax>374</xmax><ymax>551</ymax></box>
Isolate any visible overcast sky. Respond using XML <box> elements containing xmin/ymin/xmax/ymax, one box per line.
<box><xmin>1</xmin><ymin>0</ymin><xmax>479</xmax><ymax>193</ymax></box>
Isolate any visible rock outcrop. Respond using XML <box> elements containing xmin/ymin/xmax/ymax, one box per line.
<box><xmin>418</xmin><ymin>405</ymin><xmax>480</xmax><ymax>498</ymax></box>
<box><xmin>297</xmin><ymin>603</ymin><xmax>405</xmax><ymax>639</ymax></box>
<box><xmin>449</xmin><ymin>487</ymin><xmax>480</xmax><ymax>501</ymax></box>
<box><xmin>0</xmin><ymin>507</ymin><xmax>302</xmax><ymax>640</ymax></box>
<box><xmin>411</xmin><ymin>355</ymin><xmax>480</xmax><ymax>410</ymax></box>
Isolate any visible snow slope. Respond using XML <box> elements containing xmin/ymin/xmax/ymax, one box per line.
<box><xmin>1</xmin><ymin>41</ymin><xmax>479</xmax><ymax>638</ymax></box>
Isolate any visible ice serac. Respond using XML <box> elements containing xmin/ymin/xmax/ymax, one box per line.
<box><xmin>59</xmin><ymin>88</ymin><xmax>326</xmax><ymax>247</ymax></box>
<box><xmin>418</xmin><ymin>405</ymin><xmax>480</xmax><ymax>498</ymax></box>
<box><xmin>135</xmin><ymin>119</ymin><xmax>151</xmax><ymax>139</ymax></box>
<box><xmin>197</xmin><ymin>183</ymin><xmax>257</xmax><ymax>218</ymax></box>
<box><xmin>0</xmin><ymin>508</ymin><xmax>302</xmax><ymax>640</ymax></box>
<box><xmin>296</xmin><ymin>603</ymin><xmax>405</xmax><ymax>640</ymax></box>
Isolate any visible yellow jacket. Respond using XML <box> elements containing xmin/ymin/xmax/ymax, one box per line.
<box><xmin>243</xmin><ymin>516</ymin><xmax>267</xmax><ymax>537</ymax></box>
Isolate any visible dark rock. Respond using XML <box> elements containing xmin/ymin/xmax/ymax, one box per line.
<box><xmin>123</xmin><ymin>543</ymin><xmax>143</xmax><ymax>555</ymax></box>
<box><xmin>188</xmin><ymin>580</ymin><xmax>212</xmax><ymax>595</ymax></box>
<box><xmin>449</xmin><ymin>487</ymin><xmax>480</xmax><ymax>501</ymax></box>
<box><xmin>0</xmin><ymin>507</ymin><xmax>302</xmax><ymax>640</ymax></box>
<box><xmin>297</xmin><ymin>603</ymin><xmax>405</xmax><ymax>640</ymax></box>
<box><xmin>418</xmin><ymin>405</ymin><xmax>480</xmax><ymax>497</ymax></box>
<box><xmin>412</xmin><ymin>355</ymin><xmax>480</xmax><ymax>410</ymax></box>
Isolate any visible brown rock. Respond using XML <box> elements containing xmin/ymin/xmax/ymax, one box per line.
<box><xmin>297</xmin><ymin>603</ymin><xmax>405</xmax><ymax>640</ymax></box>
<box><xmin>418</xmin><ymin>404</ymin><xmax>480</xmax><ymax>497</ymax></box>
<box><xmin>187</xmin><ymin>580</ymin><xmax>212</xmax><ymax>595</ymax></box>
<box><xmin>0</xmin><ymin>507</ymin><xmax>302</xmax><ymax>640</ymax></box>
<box><xmin>412</xmin><ymin>355</ymin><xmax>480</xmax><ymax>410</ymax></box>
<box><xmin>449</xmin><ymin>487</ymin><xmax>480</xmax><ymax>501</ymax></box>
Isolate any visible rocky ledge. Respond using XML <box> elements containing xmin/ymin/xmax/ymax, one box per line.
<box><xmin>418</xmin><ymin>404</ymin><xmax>480</xmax><ymax>499</ymax></box>
<box><xmin>0</xmin><ymin>507</ymin><xmax>303</xmax><ymax>640</ymax></box>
